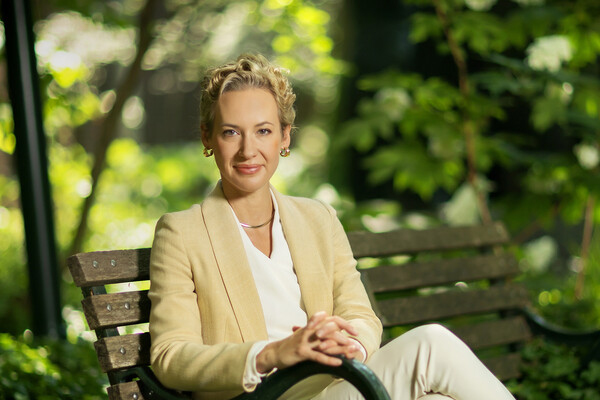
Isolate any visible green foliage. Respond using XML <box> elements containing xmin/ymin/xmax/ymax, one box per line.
<box><xmin>339</xmin><ymin>0</ymin><xmax>600</xmax><ymax>225</ymax></box>
<box><xmin>0</xmin><ymin>333</ymin><xmax>107</xmax><ymax>399</ymax></box>
<box><xmin>516</xmin><ymin>233</ymin><xmax>600</xmax><ymax>330</ymax></box>
<box><xmin>507</xmin><ymin>338</ymin><xmax>600</xmax><ymax>400</ymax></box>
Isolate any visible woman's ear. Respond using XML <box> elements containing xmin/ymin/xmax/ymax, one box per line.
<box><xmin>200</xmin><ymin>124</ymin><xmax>211</xmax><ymax>148</ymax></box>
<box><xmin>282</xmin><ymin>125</ymin><xmax>292</xmax><ymax>148</ymax></box>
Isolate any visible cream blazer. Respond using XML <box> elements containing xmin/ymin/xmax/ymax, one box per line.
<box><xmin>148</xmin><ymin>184</ymin><xmax>382</xmax><ymax>400</ymax></box>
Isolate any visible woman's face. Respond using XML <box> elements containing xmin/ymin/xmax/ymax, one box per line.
<box><xmin>202</xmin><ymin>88</ymin><xmax>291</xmax><ymax>199</ymax></box>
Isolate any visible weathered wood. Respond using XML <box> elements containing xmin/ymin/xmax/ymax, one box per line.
<box><xmin>82</xmin><ymin>290</ymin><xmax>150</xmax><ymax>330</ymax></box>
<box><xmin>363</xmin><ymin>253</ymin><xmax>519</xmax><ymax>293</ymax></box>
<box><xmin>68</xmin><ymin>248</ymin><xmax>151</xmax><ymax>287</ymax></box>
<box><xmin>95</xmin><ymin>332</ymin><xmax>151</xmax><ymax>372</ymax></box>
<box><xmin>348</xmin><ymin>222</ymin><xmax>509</xmax><ymax>258</ymax></box>
<box><xmin>377</xmin><ymin>284</ymin><xmax>529</xmax><ymax>327</ymax></box>
<box><xmin>452</xmin><ymin>316</ymin><xmax>532</xmax><ymax>351</ymax></box>
<box><xmin>482</xmin><ymin>353</ymin><xmax>523</xmax><ymax>381</ymax></box>
<box><xmin>107</xmin><ymin>381</ymin><xmax>145</xmax><ymax>400</ymax></box>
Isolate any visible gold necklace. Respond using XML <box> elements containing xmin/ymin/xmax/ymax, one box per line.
<box><xmin>240</xmin><ymin>215</ymin><xmax>274</xmax><ymax>229</ymax></box>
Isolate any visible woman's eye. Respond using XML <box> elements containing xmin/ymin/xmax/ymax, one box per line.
<box><xmin>222</xmin><ymin>129</ymin><xmax>238</xmax><ymax>136</ymax></box>
<box><xmin>258</xmin><ymin>128</ymin><xmax>271</xmax><ymax>135</ymax></box>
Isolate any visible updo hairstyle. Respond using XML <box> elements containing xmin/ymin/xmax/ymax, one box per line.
<box><xmin>199</xmin><ymin>53</ymin><xmax>296</xmax><ymax>135</ymax></box>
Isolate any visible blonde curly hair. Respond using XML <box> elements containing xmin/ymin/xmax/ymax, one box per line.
<box><xmin>199</xmin><ymin>53</ymin><xmax>296</xmax><ymax>135</ymax></box>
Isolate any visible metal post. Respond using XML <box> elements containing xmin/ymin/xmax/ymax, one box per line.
<box><xmin>2</xmin><ymin>0</ymin><xmax>64</xmax><ymax>338</ymax></box>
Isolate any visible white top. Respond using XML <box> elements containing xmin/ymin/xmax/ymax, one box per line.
<box><xmin>230</xmin><ymin>192</ymin><xmax>365</xmax><ymax>392</ymax></box>
<box><xmin>229</xmin><ymin>192</ymin><xmax>307</xmax><ymax>390</ymax></box>
<box><xmin>234</xmin><ymin>192</ymin><xmax>308</xmax><ymax>340</ymax></box>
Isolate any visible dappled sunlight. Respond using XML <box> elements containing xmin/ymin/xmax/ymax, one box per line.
<box><xmin>296</xmin><ymin>124</ymin><xmax>329</xmax><ymax>162</ymax></box>
<box><xmin>361</xmin><ymin>212</ymin><xmax>401</xmax><ymax>233</ymax></box>
<box><xmin>0</xmin><ymin>104</ymin><xmax>15</xmax><ymax>154</ymax></box>
<box><xmin>35</xmin><ymin>12</ymin><xmax>135</xmax><ymax>68</ymax></box>
<box><xmin>205</xmin><ymin>3</ymin><xmax>251</xmax><ymax>61</ymax></box>
<box><xmin>45</xmin><ymin>51</ymin><xmax>88</xmax><ymax>88</ymax></box>
<box><xmin>62</xmin><ymin>306</ymin><xmax>95</xmax><ymax>343</ymax></box>
<box><xmin>520</xmin><ymin>235</ymin><xmax>558</xmax><ymax>274</ymax></box>
<box><xmin>575</xmin><ymin>142</ymin><xmax>600</xmax><ymax>170</ymax></box>
<box><xmin>122</xmin><ymin>96</ymin><xmax>145</xmax><ymax>130</ymax></box>
<box><xmin>526</xmin><ymin>35</ymin><xmax>573</xmax><ymax>72</ymax></box>
<box><xmin>464</xmin><ymin>0</ymin><xmax>497</xmax><ymax>11</ymax></box>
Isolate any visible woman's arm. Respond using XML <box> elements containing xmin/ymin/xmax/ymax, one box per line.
<box><xmin>148</xmin><ymin>213</ymin><xmax>254</xmax><ymax>393</ymax></box>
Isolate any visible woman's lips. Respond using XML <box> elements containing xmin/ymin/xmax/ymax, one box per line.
<box><xmin>235</xmin><ymin>164</ymin><xmax>261</xmax><ymax>174</ymax></box>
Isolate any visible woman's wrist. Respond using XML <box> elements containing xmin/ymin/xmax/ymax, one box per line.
<box><xmin>255</xmin><ymin>342</ymin><xmax>277</xmax><ymax>373</ymax></box>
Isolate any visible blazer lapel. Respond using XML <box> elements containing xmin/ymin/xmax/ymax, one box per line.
<box><xmin>201</xmin><ymin>185</ymin><xmax>268</xmax><ymax>342</ymax></box>
<box><xmin>274</xmin><ymin>189</ymin><xmax>331</xmax><ymax>318</ymax></box>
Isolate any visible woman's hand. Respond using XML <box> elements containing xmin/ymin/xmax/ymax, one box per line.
<box><xmin>255</xmin><ymin>311</ymin><xmax>364</xmax><ymax>373</ymax></box>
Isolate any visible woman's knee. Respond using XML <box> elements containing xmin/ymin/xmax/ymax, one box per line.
<box><xmin>383</xmin><ymin>324</ymin><xmax>465</xmax><ymax>355</ymax></box>
<box><xmin>414</xmin><ymin>323</ymin><xmax>452</xmax><ymax>338</ymax></box>
<box><xmin>410</xmin><ymin>324</ymin><xmax>464</xmax><ymax>348</ymax></box>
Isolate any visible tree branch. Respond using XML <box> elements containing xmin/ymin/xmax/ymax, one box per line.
<box><xmin>574</xmin><ymin>194</ymin><xmax>596</xmax><ymax>300</ymax></box>
<box><xmin>433</xmin><ymin>0</ymin><xmax>492</xmax><ymax>224</ymax></box>
<box><xmin>68</xmin><ymin>0</ymin><xmax>158</xmax><ymax>256</ymax></box>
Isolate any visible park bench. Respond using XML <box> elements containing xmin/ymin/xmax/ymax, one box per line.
<box><xmin>68</xmin><ymin>221</ymin><xmax>600</xmax><ymax>399</ymax></box>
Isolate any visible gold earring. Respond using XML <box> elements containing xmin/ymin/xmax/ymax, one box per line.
<box><xmin>280</xmin><ymin>147</ymin><xmax>290</xmax><ymax>157</ymax></box>
<box><xmin>203</xmin><ymin>147</ymin><xmax>213</xmax><ymax>157</ymax></box>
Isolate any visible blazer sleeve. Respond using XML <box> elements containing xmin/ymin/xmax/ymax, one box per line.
<box><xmin>148</xmin><ymin>212</ymin><xmax>254</xmax><ymax>393</ymax></box>
<box><xmin>325</xmin><ymin>202</ymin><xmax>383</xmax><ymax>359</ymax></box>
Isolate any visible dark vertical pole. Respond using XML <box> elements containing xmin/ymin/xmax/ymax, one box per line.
<box><xmin>2</xmin><ymin>0</ymin><xmax>64</xmax><ymax>338</ymax></box>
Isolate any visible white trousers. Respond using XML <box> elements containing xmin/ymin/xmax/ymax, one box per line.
<box><xmin>282</xmin><ymin>324</ymin><xmax>515</xmax><ymax>400</ymax></box>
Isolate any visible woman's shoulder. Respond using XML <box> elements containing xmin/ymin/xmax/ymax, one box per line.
<box><xmin>156</xmin><ymin>204</ymin><xmax>203</xmax><ymax>227</ymax></box>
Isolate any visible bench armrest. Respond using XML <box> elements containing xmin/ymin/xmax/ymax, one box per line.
<box><xmin>232</xmin><ymin>356</ymin><xmax>390</xmax><ymax>400</ymax></box>
<box><xmin>128</xmin><ymin>356</ymin><xmax>390</xmax><ymax>400</ymax></box>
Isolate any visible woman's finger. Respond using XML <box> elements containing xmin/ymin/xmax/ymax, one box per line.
<box><xmin>307</xmin><ymin>311</ymin><xmax>328</xmax><ymax>329</ymax></box>
<box><xmin>312</xmin><ymin>315</ymin><xmax>358</xmax><ymax>338</ymax></box>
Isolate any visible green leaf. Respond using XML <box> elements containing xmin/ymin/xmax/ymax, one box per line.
<box><xmin>531</xmin><ymin>96</ymin><xmax>567</xmax><ymax>131</ymax></box>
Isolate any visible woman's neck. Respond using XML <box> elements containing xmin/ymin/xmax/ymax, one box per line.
<box><xmin>222</xmin><ymin>184</ymin><xmax>274</xmax><ymax>227</ymax></box>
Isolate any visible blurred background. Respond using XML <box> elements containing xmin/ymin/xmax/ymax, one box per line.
<box><xmin>0</xmin><ymin>0</ymin><xmax>599</xmax><ymax>398</ymax></box>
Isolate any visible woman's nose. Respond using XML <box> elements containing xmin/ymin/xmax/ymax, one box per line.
<box><xmin>238</xmin><ymin>134</ymin><xmax>257</xmax><ymax>158</ymax></box>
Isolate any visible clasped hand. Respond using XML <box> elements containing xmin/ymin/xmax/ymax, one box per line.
<box><xmin>256</xmin><ymin>311</ymin><xmax>363</xmax><ymax>374</ymax></box>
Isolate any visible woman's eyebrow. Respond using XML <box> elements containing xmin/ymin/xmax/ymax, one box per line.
<box><xmin>220</xmin><ymin>121</ymin><xmax>275</xmax><ymax>128</ymax></box>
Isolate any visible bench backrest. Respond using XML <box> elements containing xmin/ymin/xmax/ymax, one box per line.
<box><xmin>348</xmin><ymin>222</ymin><xmax>530</xmax><ymax>381</ymax></box>
<box><xmin>68</xmin><ymin>222</ymin><xmax>529</xmax><ymax>399</ymax></box>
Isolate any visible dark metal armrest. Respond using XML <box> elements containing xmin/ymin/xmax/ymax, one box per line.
<box><xmin>126</xmin><ymin>356</ymin><xmax>389</xmax><ymax>400</ymax></box>
<box><xmin>231</xmin><ymin>356</ymin><xmax>390</xmax><ymax>400</ymax></box>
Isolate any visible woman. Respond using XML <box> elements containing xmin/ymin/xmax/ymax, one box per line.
<box><xmin>148</xmin><ymin>53</ymin><xmax>515</xmax><ymax>400</ymax></box>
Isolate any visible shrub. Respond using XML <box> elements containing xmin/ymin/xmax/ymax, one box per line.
<box><xmin>507</xmin><ymin>338</ymin><xmax>600</xmax><ymax>400</ymax></box>
<box><xmin>0</xmin><ymin>333</ymin><xmax>107</xmax><ymax>399</ymax></box>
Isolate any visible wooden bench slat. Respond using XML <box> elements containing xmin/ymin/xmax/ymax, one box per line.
<box><xmin>68</xmin><ymin>248</ymin><xmax>151</xmax><ymax>287</ymax></box>
<box><xmin>82</xmin><ymin>290</ymin><xmax>150</xmax><ymax>330</ymax></box>
<box><xmin>363</xmin><ymin>253</ymin><xmax>519</xmax><ymax>293</ymax></box>
<box><xmin>483</xmin><ymin>353</ymin><xmax>523</xmax><ymax>381</ymax></box>
<box><xmin>95</xmin><ymin>332</ymin><xmax>151</xmax><ymax>372</ymax></box>
<box><xmin>107</xmin><ymin>381</ymin><xmax>146</xmax><ymax>400</ymax></box>
<box><xmin>452</xmin><ymin>316</ymin><xmax>532</xmax><ymax>350</ymax></box>
<box><xmin>348</xmin><ymin>222</ymin><xmax>509</xmax><ymax>258</ymax></box>
<box><xmin>378</xmin><ymin>284</ymin><xmax>529</xmax><ymax>326</ymax></box>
